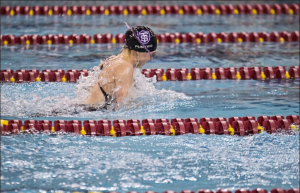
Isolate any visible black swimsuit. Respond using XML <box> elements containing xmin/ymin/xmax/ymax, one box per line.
<box><xmin>98</xmin><ymin>64</ymin><xmax>116</xmax><ymax>110</ymax></box>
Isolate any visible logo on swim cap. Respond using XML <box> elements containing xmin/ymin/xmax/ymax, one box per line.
<box><xmin>138</xmin><ymin>30</ymin><xmax>151</xmax><ymax>44</ymax></box>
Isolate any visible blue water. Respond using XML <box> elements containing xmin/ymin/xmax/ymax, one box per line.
<box><xmin>1</xmin><ymin>43</ymin><xmax>299</xmax><ymax>121</ymax></box>
<box><xmin>1</xmin><ymin>2</ymin><xmax>300</xmax><ymax>192</ymax></box>
<box><xmin>1</xmin><ymin>42</ymin><xmax>299</xmax><ymax>73</ymax></box>
<box><xmin>1</xmin><ymin>132</ymin><xmax>299</xmax><ymax>192</ymax></box>
<box><xmin>1</xmin><ymin>78</ymin><xmax>299</xmax><ymax>121</ymax></box>
<box><xmin>1</xmin><ymin>14</ymin><xmax>299</xmax><ymax>36</ymax></box>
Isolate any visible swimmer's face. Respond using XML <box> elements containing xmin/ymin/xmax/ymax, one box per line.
<box><xmin>135</xmin><ymin>51</ymin><xmax>156</xmax><ymax>67</ymax></box>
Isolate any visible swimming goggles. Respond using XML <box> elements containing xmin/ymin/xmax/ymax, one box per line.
<box><xmin>124</xmin><ymin>22</ymin><xmax>156</xmax><ymax>58</ymax></box>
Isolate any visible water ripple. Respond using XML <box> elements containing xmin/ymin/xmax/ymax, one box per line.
<box><xmin>1</xmin><ymin>132</ymin><xmax>299</xmax><ymax>192</ymax></box>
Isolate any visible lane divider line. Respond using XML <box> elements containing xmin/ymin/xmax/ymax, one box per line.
<box><xmin>1</xmin><ymin>66</ymin><xmax>299</xmax><ymax>83</ymax></box>
<box><xmin>1</xmin><ymin>4</ymin><xmax>299</xmax><ymax>16</ymax></box>
<box><xmin>1</xmin><ymin>31</ymin><xmax>299</xmax><ymax>45</ymax></box>
<box><xmin>1</xmin><ymin>115</ymin><xmax>299</xmax><ymax>136</ymax></box>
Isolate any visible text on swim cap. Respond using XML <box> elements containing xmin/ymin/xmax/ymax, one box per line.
<box><xmin>135</xmin><ymin>44</ymin><xmax>153</xmax><ymax>48</ymax></box>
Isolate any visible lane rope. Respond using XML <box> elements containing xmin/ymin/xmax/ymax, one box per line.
<box><xmin>1</xmin><ymin>115</ymin><xmax>299</xmax><ymax>136</ymax></box>
<box><xmin>1</xmin><ymin>3</ymin><xmax>299</xmax><ymax>16</ymax></box>
<box><xmin>1</xmin><ymin>31</ymin><xmax>299</xmax><ymax>45</ymax></box>
<box><xmin>1</xmin><ymin>66</ymin><xmax>299</xmax><ymax>83</ymax></box>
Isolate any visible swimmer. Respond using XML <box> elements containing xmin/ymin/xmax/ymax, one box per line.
<box><xmin>79</xmin><ymin>22</ymin><xmax>157</xmax><ymax>111</ymax></box>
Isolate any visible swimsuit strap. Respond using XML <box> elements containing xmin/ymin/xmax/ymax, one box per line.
<box><xmin>99</xmin><ymin>64</ymin><xmax>104</xmax><ymax>70</ymax></box>
<box><xmin>98</xmin><ymin>82</ymin><xmax>110</xmax><ymax>101</ymax></box>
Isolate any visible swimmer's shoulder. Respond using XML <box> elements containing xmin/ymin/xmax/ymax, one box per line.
<box><xmin>99</xmin><ymin>56</ymin><xmax>133</xmax><ymax>76</ymax></box>
<box><xmin>98</xmin><ymin>55</ymin><xmax>117</xmax><ymax>68</ymax></box>
<box><xmin>110</xmin><ymin>58</ymin><xmax>133</xmax><ymax>71</ymax></box>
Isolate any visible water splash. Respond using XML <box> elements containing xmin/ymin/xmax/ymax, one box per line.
<box><xmin>75</xmin><ymin>65</ymin><xmax>102</xmax><ymax>105</ymax></box>
<box><xmin>124</xmin><ymin>68</ymin><xmax>191</xmax><ymax>106</ymax></box>
<box><xmin>1</xmin><ymin>68</ymin><xmax>190</xmax><ymax>118</ymax></box>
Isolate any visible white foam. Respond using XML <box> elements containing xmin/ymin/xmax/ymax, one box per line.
<box><xmin>121</xmin><ymin>68</ymin><xmax>191</xmax><ymax>108</ymax></box>
<box><xmin>1</xmin><ymin>68</ymin><xmax>191</xmax><ymax>117</ymax></box>
<box><xmin>75</xmin><ymin>66</ymin><xmax>102</xmax><ymax>104</ymax></box>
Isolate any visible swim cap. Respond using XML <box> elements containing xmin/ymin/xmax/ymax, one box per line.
<box><xmin>125</xmin><ymin>26</ymin><xmax>157</xmax><ymax>53</ymax></box>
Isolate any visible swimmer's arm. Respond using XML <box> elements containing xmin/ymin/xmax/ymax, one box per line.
<box><xmin>114</xmin><ymin>66</ymin><xmax>133</xmax><ymax>107</ymax></box>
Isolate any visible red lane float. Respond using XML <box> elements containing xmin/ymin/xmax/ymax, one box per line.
<box><xmin>1</xmin><ymin>31</ymin><xmax>299</xmax><ymax>45</ymax></box>
<box><xmin>132</xmin><ymin>189</ymin><xmax>300</xmax><ymax>193</ymax></box>
<box><xmin>1</xmin><ymin>115</ymin><xmax>298</xmax><ymax>136</ymax></box>
<box><xmin>0</xmin><ymin>34</ymin><xmax>93</xmax><ymax>45</ymax></box>
<box><xmin>145</xmin><ymin>66</ymin><xmax>297</xmax><ymax>81</ymax></box>
<box><xmin>1</xmin><ymin>4</ymin><xmax>299</xmax><ymax>15</ymax></box>
<box><xmin>1</xmin><ymin>66</ymin><xmax>298</xmax><ymax>83</ymax></box>
<box><xmin>0</xmin><ymin>69</ymin><xmax>89</xmax><ymax>83</ymax></box>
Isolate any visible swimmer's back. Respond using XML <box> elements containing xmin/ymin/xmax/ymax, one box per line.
<box><xmin>85</xmin><ymin>55</ymin><xmax>134</xmax><ymax>107</ymax></box>
<box><xmin>98</xmin><ymin>56</ymin><xmax>133</xmax><ymax>95</ymax></box>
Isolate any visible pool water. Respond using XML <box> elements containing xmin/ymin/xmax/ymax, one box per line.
<box><xmin>1</xmin><ymin>42</ymin><xmax>299</xmax><ymax>120</ymax></box>
<box><xmin>1</xmin><ymin>2</ymin><xmax>299</xmax><ymax>193</ymax></box>
<box><xmin>1</xmin><ymin>132</ymin><xmax>299</xmax><ymax>192</ymax></box>
<box><xmin>1</xmin><ymin>13</ymin><xmax>299</xmax><ymax>35</ymax></box>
